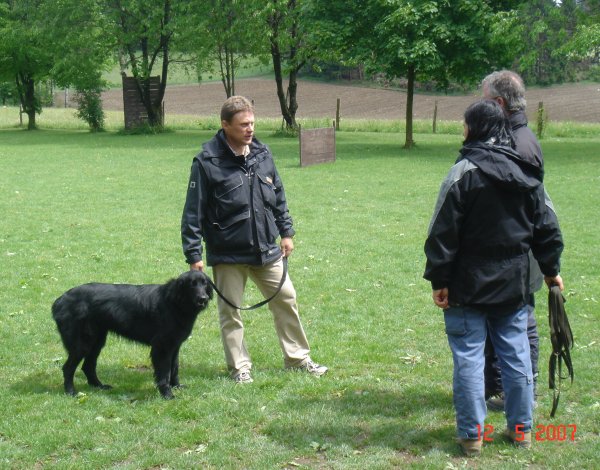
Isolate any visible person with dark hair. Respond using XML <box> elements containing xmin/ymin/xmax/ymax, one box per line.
<box><xmin>424</xmin><ymin>99</ymin><xmax>564</xmax><ymax>456</ymax></box>
<box><xmin>181</xmin><ymin>96</ymin><xmax>327</xmax><ymax>384</ymax></box>
<box><xmin>481</xmin><ymin>70</ymin><xmax>544</xmax><ymax>410</ymax></box>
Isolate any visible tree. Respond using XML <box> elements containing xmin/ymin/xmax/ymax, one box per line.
<box><xmin>264</xmin><ymin>0</ymin><xmax>315</xmax><ymax>131</ymax></box>
<box><xmin>314</xmin><ymin>0</ymin><xmax>500</xmax><ymax>148</ymax></box>
<box><xmin>0</xmin><ymin>0</ymin><xmax>54</xmax><ymax>130</ymax></box>
<box><xmin>181</xmin><ymin>0</ymin><xmax>267</xmax><ymax>98</ymax></box>
<box><xmin>43</xmin><ymin>0</ymin><xmax>112</xmax><ymax>131</ymax></box>
<box><xmin>557</xmin><ymin>1</ymin><xmax>600</xmax><ymax>67</ymax></box>
<box><xmin>511</xmin><ymin>0</ymin><xmax>576</xmax><ymax>84</ymax></box>
<box><xmin>102</xmin><ymin>0</ymin><xmax>182</xmax><ymax>129</ymax></box>
<box><xmin>0</xmin><ymin>81</ymin><xmax>18</xmax><ymax>105</ymax></box>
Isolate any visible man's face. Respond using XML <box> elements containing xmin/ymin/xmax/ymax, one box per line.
<box><xmin>222</xmin><ymin>111</ymin><xmax>255</xmax><ymax>151</ymax></box>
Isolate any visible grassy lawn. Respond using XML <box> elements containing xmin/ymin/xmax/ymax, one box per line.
<box><xmin>0</xmin><ymin>120</ymin><xmax>599</xmax><ymax>469</ymax></box>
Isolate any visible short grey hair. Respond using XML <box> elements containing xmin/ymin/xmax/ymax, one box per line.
<box><xmin>220</xmin><ymin>95</ymin><xmax>254</xmax><ymax>122</ymax></box>
<box><xmin>481</xmin><ymin>70</ymin><xmax>527</xmax><ymax>112</ymax></box>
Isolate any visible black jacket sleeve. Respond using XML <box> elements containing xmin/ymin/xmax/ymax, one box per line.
<box><xmin>531</xmin><ymin>187</ymin><xmax>563</xmax><ymax>276</ymax></box>
<box><xmin>181</xmin><ymin>158</ymin><xmax>205</xmax><ymax>264</ymax></box>
<box><xmin>423</xmin><ymin>166</ymin><xmax>469</xmax><ymax>290</ymax></box>
<box><xmin>271</xmin><ymin>166</ymin><xmax>295</xmax><ymax>238</ymax></box>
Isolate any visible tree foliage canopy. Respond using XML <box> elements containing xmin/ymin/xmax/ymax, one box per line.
<box><xmin>1</xmin><ymin>0</ymin><xmax>598</xmax><ymax>135</ymax></box>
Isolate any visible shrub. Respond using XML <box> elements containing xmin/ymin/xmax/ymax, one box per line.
<box><xmin>74</xmin><ymin>87</ymin><xmax>105</xmax><ymax>132</ymax></box>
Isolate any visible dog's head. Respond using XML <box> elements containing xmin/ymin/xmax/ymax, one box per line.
<box><xmin>175</xmin><ymin>270</ymin><xmax>213</xmax><ymax>312</ymax></box>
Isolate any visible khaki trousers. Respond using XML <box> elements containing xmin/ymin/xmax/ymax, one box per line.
<box><xmin>212</xmin><ymin>257</ymin><xmax>311</xmax><ymax>377</ymax></box>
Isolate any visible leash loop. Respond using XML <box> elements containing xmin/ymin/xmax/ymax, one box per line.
<box><xmin>548</xmin><ymin>284</ymin><xmax>574</xmax><ymax>417</ymax></box>
<box><xmin>207</xmin><ymin>257</ymin><xmax>288</xmax><ymax>311</ymax></box>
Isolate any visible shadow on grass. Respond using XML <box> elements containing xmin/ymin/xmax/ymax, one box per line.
<box><xmin>11</xmin><ymin>362</ymin><xmax>223</xmax><ymax>401</ymax></box>
<box><xmin>263</xmin><ymin>383</ymin><xmax>460</xmax><ymax>457</ymax></box>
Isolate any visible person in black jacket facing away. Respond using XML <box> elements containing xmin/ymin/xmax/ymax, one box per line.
<box><xmin>424</xmin><ymin>99</ymin><xmax>564</xmax><ymax>456</ymax></box>
<box><xmin>481</xmin><ymin>70</ymin><xmax>544</xmax><ymax>410</ymax></box>
<box><xmin>181</xmin><ymin>96</ymin><xmax>327</xmax><ymax>384</ymax></box>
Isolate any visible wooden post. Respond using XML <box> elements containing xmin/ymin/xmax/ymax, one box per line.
<box><xmin>536</xmin><ymin>101</ymin><xmax>546</xmax><ymax>139</ymax></box>
<box><xmin>433</xmin><ymin>100</ymin><xmax>438</xmax><ymax>134</ymax></box>
<box><xmin>335</xmin><ymin>98</ymin><xmax>340</xmax><ymax>131</ymax></box>
<box><xmin>19</xmin><ymin>105</ymin><xmax>23</xmax><ymax>127</ymax></box>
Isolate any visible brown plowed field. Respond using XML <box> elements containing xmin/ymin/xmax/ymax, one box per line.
<box><xmin>101</xmin><ymin>78</ymin><xmax>600</xmax><ymax>123</ymax></box>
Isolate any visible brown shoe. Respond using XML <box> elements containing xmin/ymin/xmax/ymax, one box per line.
<box><xmin>458</xmin><ymin>438</ymin><xmax>483</xmax><ymax>457</ymax></box>
<box><xmin>506</xmin><ymin>429</ymin><xmax>532</xmax><ymax>449</ymax></box>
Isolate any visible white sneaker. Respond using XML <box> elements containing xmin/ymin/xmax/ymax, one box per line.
<box><xmin>234</xmin><ymin>370</ymin><xmax>253</xmax><ymax>384</ymax></box>
<box><xmin>299</xmin><ymin>359</ymin><xmax>328</xmax><ymax>377</ymax></box>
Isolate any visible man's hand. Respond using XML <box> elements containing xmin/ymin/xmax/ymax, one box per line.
<box><xmin>545</xmin><ymin>274</ymin><xmax>564</xmax><ymax>291</ymax></box>
<box><xmin>190</xmin><ymin>261</ymin><xmax>204</xmax><ymax>272</ymax></box>
<box><xmin>432</xmin><ymin>288</ymin><xmax>449</xmax><ymax>309</ymax></box>
<box><xmin>280</xmin><ymin>237</ymin><xmax>294</xmax><ymax>258</ymax></box>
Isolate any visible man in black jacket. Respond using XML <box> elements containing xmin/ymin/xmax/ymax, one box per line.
<box><xmin>181</xmin><ymin>96</ymin><xmax>327</xmax><ymax>383</ymax></box>
<box><xmin>481</xmin><ymin>70</ymin><xmax>544</xmax><ymax>410</ymax></box>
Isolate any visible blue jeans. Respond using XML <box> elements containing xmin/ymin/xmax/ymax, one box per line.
<box><xmin>485</xmin><ymin>295</ymin><xmax>539</xmax><ymax>398</ymax></box>
<box><xmin>444</xmin><ymin>305</ymin><xmax>534</xmax><ymax>439</ymax></box>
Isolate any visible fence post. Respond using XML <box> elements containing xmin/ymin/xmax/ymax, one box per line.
<box><xmin>432</xmin><ymin>100</ymin><xmax>438</xmax><ymax>134</ymax></box>
<box><xmin>536</xmin><ymin>101</ymin><xmax>546</xmax><ymax>139</ymax></box>
<box><xmin>335</xmin><ymin>98</ymin><xmax>340</xmax><ymax>131</ymax></box>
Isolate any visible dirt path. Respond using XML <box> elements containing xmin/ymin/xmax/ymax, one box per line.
<box><xmin>101</xmin><ymin>78</ymin><xmax>600</xmax><ymax>123</ymax></box>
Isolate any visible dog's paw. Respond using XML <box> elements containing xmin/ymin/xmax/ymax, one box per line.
<box><xmin>158</xmin><ymin>384</ymin><xmax>175</xmax><ymax>399</ymax></box>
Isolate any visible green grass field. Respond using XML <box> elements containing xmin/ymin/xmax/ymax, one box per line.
<box><xmin>1</xmin><ymin>116</ymin><xmax>599</xmax><ymax>469</ymax></box>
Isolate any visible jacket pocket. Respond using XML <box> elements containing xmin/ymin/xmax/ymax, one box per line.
<box><xmin>212</xmin><ymin>211</ymin><xmax>251</xmax><ymax>230</ymax></box>
<box><xmin>257</xmin><ymin>173</ymin><xmax>277</xmax><ymax>209</ymax></box>
<box><xmin>214</xmin><ymin>175</ymin><xmax>249</xmax><ymax>220</ymax></box>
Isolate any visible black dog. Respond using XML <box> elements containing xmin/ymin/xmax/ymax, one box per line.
<box><xmin>51</xmin><ymin>270</ymin><xmax>212</xmax><ymax>399</ymax></box>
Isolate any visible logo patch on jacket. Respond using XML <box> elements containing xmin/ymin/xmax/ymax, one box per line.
<box><xmin>189</xmin><ymin>181</ymin><xmax>196</xmax><ymax>189</ymax></box>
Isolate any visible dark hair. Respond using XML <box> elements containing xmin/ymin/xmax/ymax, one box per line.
<box><xmin>463</xmin><ymin>99</ymin><xmax>513</xmax><ymax>147</ymax></box>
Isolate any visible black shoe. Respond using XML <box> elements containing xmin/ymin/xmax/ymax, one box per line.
<box><xmin>486</xmin><ymin>393</ymin><xmax>505</xmax><ymax>412</ymax></box>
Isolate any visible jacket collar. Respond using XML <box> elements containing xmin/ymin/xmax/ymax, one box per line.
<box><xmin>198</xmin><ymin>130</ymin><xmax>269</xmax><ymax>167</ymax></box>
<box><xmin>509</xmin><ymin>110</ymin><xmax>528</xmax><ymax>131</ymax></box>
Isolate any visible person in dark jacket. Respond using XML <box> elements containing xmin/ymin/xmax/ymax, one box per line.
<box><xmin>424</xmin><ymin>99</ymin><xmax>564</xmax><ymax>456</ymax></box>
<box><xmin>481</xmin><ymin>70</ymin><xmax>544</xmax><ymax>410</ymax></box>
<box><xmin>181</xmin><ymin>96</ymin><xmax>327</xmax><ymax>384</ymax></box>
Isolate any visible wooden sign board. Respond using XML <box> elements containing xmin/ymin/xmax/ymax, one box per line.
<box><xmin>299</xmin><ymin>127</ymin><xmax>336</xmax><ymax>167</ymax></box>
<box><xmin>122</xmin><ymin>76</ymin><xmax>164</xmax><ymax>129</ymax></box>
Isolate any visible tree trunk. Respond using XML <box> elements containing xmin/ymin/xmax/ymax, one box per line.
<box><xmin>404</xmin><ymin>64</ymin><xmax>416</xmax><ymax>149</ymax></box>
<box><xmin>270</xmin><ymin>37</ymin><xmax>296</xmax><ymax>129</ymax></box>
<box><xmin>121</xmin><ymin>0</ymin><xmax>170</xmax><ymax>129</ymax></box>
<box><xmin>218</xmin><ymin>46</ymin><xmax>235</xmax><ymax>97</ymax></box>
<box><xmin>151</xmin><ymin>0</ymin><xmax>170</xmax><ymax>127</ymax></box>
<box><xmin>229</xmin><ymin>49</ymin><xmax>235</xmax><ymax>96</ymax></box>
<box><xmin>16</xmin><ymin>73</ymin><xmax>37</xmax><ymax>130</ymax></box>
<box><xmin>267</xmin><ymin>2</ymin><xmax>298</xmax><ymax>131</ymax></box>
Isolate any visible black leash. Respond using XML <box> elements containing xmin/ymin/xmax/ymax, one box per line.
<box><xmin>548</xmin><ymin>284</ymin><xmax>574</xmax><ymax>417</ymax></box>
<box><xmin>207</xmin><ymin>257</ymin><xmax>288</xmax><ymax>311</ymax></box>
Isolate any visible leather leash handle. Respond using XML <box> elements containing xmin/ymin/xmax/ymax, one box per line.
<box><xmin>207</xmin><ymin>257</ymin><xmax>288</xmax><ymax>311</ymax></box>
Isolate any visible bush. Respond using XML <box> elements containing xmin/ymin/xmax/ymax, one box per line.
<box><xmin>74</xmin><ymin>87</ymin><xmax>105</xmax><ymax>132</ymax></box>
